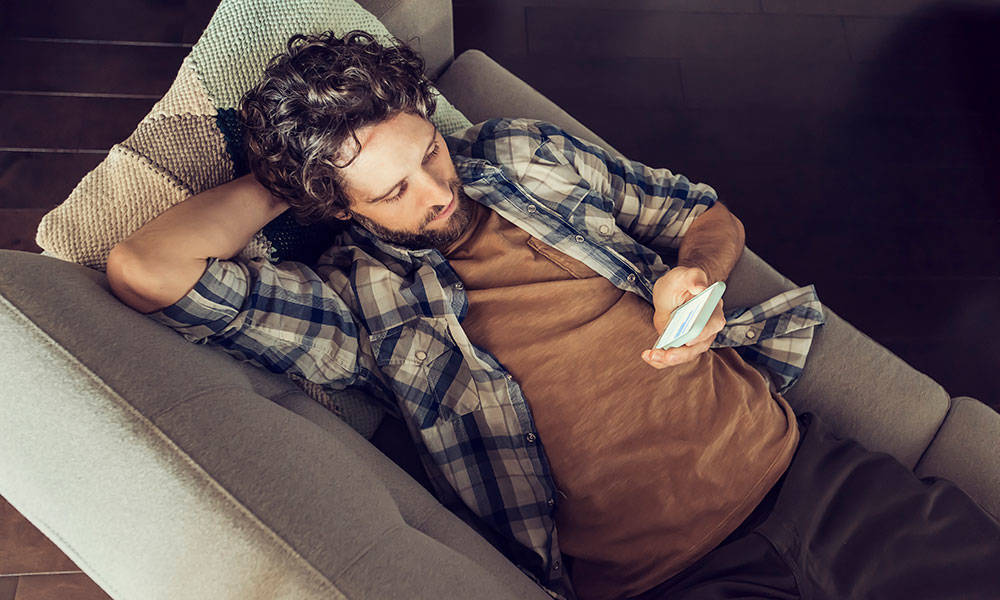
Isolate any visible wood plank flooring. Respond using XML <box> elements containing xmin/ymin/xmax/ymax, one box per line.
<box><xmin>1</xmin><ymin>1</ymin><xmax>998</xmax><ymax>597</ymax></box>
<box><xmin>453</xmin><ymin>0</ymin><xmax>1000</xmax><ymax>411</ymax></box>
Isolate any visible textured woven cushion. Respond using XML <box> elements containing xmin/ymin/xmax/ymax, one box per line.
<box><xmin>34</xmin><ymin>0</ymin><xmax>473</xmax><ymax>438</ymax></box>
<box><xmin>36</xmin><ymin>0</ymin><xmax>470</xmax><ymax>269</ymax></box>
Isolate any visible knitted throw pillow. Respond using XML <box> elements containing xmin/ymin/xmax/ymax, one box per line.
<box><xmin>35</xmin><ymin>0</ymin><xmax>472</xmax><ymax>438</ymax></box>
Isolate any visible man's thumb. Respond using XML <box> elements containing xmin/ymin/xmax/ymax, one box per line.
<box><xmin>684</xmin><ymin>283</ymin><xmax>706</xmax><ymax>303</ymax></box>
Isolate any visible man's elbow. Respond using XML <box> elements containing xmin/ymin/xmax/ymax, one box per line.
<box><xmin>730</xmin><ymin>210</ymin><xmax>745</xmax><ymax>246</ymax></box>
<box><xmin>106</xmin><ymin>243</ymin><xmax>174</xmax><ymax>314</ymax></box>
<box><xmin>710</xmin><ymin>201</ymin><xmax>745</xmax><ymax>243</ymax></box>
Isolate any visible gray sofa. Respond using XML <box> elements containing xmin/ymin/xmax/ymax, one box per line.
<box><xmin>1</xmin><ymin>0</ymin><xmax>997</xmax><ymax>598</ymax></box>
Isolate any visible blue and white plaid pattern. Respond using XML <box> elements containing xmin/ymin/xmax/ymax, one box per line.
<box><xmin>149</xmin><ymin>118</ymin><xmax>825</xmax><ymax>600</ymax></box>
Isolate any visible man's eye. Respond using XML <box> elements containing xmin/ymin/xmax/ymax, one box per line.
<box><xmin>424</xmin><ymin>143</ymin><xmax>440</xmax><ymax>162</ymax></box>
<box><xmin>382</xmin><ymin>145</ymin><xmax>440</xmax><ymax>204</ymax></box>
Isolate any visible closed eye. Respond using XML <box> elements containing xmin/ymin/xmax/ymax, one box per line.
<box><xmin>383</xmin><ymin>143</ymin><xmax>441</xmax><ymax>204</ymax></box>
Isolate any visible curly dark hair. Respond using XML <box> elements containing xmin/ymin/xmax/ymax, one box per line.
<box><xmin>238</xmin><ymin>29</ymin><xmax>438</xmax><ymax>225</ymax></box>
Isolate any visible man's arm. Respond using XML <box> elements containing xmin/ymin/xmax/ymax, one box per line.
<box><xmin>105</xmin><ymin>174</ymin><xmax>371</xmax><ymax>404</ymax></box>
<box><xmin>106</xmin><ymin>173</ymin><xmax>289</xmax><ymax>314</ymax></box>
<box><xmin>644</xmin><ymin>202</ymin><xmax>744</xmax><ymax>368</ymax></box>
<box><xmin>452</xmin><ymin>118</ymin><xmax>745</xmax><ymax>369</ymax></box>
<box><xmin>676</xmin><ymin>201</ymin><xmax>745</xmax><ymax>284</ymax></box>
<box><xmin>461</xmin><ymin>118</ymin><xmax>721</xmax><ymax>253</ymax></box>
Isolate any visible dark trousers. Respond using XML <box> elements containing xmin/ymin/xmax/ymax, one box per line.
<box><xmin>627</xmin><ymin>412</ymin><xmax>1000</xmax><ymax>600</ymax></box>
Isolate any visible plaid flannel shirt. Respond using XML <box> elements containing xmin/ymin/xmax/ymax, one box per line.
<box><xmin>149</xmin><ymin>118</ymin><xmax>825</xmax><ymax>600</ymax></box>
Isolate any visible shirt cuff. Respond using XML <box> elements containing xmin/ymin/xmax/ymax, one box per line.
<box><xmin>145</xmin><ymin>256</ymin><xmax>250</xmax><ymax>343</ymax></box>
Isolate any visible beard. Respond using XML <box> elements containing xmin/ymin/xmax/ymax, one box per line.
<box><xmin>349</xmin><ymin>182</ymin><xmax>476</xmax><ymax>251</ymax></box>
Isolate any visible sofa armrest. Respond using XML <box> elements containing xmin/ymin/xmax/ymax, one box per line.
<box><xmin>0</xmin><ymin>250</ymin><xmax>550</xmax><ymax>600</ymax></box>
<box><xmin>724</xmin><ymin>247</ymin><xmax>951</xmax><ymax>469</ymax></box>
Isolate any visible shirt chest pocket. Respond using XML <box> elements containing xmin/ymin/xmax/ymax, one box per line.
<box><xmin>368</xmin><ymin>318</ymin><xmax>481</xmax><ymax>427</ymax></box>
<box><xmin>520</xmin><ymin>139</ymin><xmax>591</xmax><ymax>221</ymax></box>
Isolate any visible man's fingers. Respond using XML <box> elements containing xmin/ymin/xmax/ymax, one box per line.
<box><xmin>682</xmin><ymin>339</ymin><xmax>713</xmax><ymax>360</ymax></box>
<box><xmin>686</xmin><ymin>311</ymin><xmax>725</xmax><ymax>347</ymax></box>
<box><xmin>684</xmin><ymin>284</ymin><xmax>706</xmax><ymax>303</ymax></box>
<box><xmin>644</xmin><ymin>297</ymin><xmax>726</xmax><ymax>369</ymax></box>
<box><xmin>642</xmin><ymin>343</ymin><xmax>708</xmax><ymax>369</ymax></box>
<box><xmin>700</xmin><ymin>310</ymin><xmax>727</xmax><ymax>342</ymax></box>
<box><xmin>642</xmin><ymin>348</ymin><xmax>675</xmax><ymax>368</ymax></box>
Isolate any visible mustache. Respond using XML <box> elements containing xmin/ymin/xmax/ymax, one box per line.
<box><xmin>426</xmin><ymin>182</ymin><xmax>461</xmax><ymax>223</ymax></box>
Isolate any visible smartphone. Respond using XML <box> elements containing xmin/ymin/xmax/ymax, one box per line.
<box><xmin>653</xmin><ymin>281</ymin><xmax>726</xmax><ymax>350</ymax></box>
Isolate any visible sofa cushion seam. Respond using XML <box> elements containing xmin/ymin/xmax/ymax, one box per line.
<box><xmin>913</xmin><ymin>395</ymin><xmax>956</xmax><ymax>472</ymax></box>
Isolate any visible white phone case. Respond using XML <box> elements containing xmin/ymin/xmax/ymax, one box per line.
<box><xmin>653</xmin><ymin>281</ymin><xmax>726</xmax><ymax>350</ymax></box>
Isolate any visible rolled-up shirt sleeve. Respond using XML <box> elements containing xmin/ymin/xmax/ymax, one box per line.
<box><xmin>594</xmin><ymin>145</ymin><xmax>718</xmax><ymax>251</ymax></box>
<box><xmin>146</xmin><ymin>256</ymin><xmax>360</xmax><ymax>385</ymax></box>
<box><xmin>489</xmin><ymin>118</ymin><xmax>720</xmax><ymax>252</ymax></box>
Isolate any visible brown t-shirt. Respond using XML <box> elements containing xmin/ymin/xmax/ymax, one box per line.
<box><xmin>443</xmin><ymin>200</ymin><xmax>799</xmax><ymax>600</ymax></box>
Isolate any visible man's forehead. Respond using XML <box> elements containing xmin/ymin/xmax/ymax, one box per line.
<box><xmin>340</xmin><ymin>114</ymin><xmax>437</xmax><ymax>202</ymax></box>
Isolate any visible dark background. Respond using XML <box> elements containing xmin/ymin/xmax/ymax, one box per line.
<box><xmin>451</xmin><ymin>0</ymin><xmax>1000</xmax><ymax>414</ymax></box>
<box><xmin>1</xmin><ymin>0</ymin><xmax>998</xmax><ymax>417</ymax></box>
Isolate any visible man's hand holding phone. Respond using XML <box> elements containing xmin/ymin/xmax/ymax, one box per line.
<box><xmin>643</xmin><ymin>266</ymin><xmax>726</xmax><ymax>369</ymax></box>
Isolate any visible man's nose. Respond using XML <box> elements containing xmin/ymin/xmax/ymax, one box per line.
<box><xmin>418</xmin><ymin>173</ymin><xmax>454</xmax><ymax>209</ymax></box>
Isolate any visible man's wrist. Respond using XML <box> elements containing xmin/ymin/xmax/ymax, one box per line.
<box><xmin>677</xmin><ymin>260</ymin><xmax>712</xmax><ymax>284</ymax></box>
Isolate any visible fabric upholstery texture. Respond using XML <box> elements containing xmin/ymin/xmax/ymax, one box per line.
<box><xmin>0</xmin><ymin>292</ymin><xmax>349</xmax><ymax>600</ymax></box>
<box><xmin>915</xmin><ymin>396</ymin><xmax>1000</xmax><ymax>519</ymax></box>
<box><xmin>33</xmin><ymin>0</ymin><xmax>474</xmax><ymax>438</ymax></box>
<box><xmin>0</xmin><ymin>250</ymin><xmax>549</xmax><ymax>600</ymax></box>
<box><xmin>783</xmin><ymin>306</ymin><xmax>950</xmax><ymax>470</ymax></box>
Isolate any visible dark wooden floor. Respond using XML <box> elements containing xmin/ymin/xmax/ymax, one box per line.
<box><xmin>1</xmin><ymin>0</ymin><xmax>998</xmax><ymax>596</ymax></box>
<box><xmin>455</xmin><ymin>0</ymin><xmax>1000</xmax><ymax>414</ymax></box>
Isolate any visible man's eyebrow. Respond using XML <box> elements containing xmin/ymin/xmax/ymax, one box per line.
<box><xmin>366</xmin><ymin>127</ymin><xmax>439</xmax><ymax>204</ymax></box>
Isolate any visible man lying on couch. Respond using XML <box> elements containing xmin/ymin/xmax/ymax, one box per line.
<box><xmin>105</xmin><ymin>29</ymin><xmax>1000</xmax><ymax>600</ymax></box>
